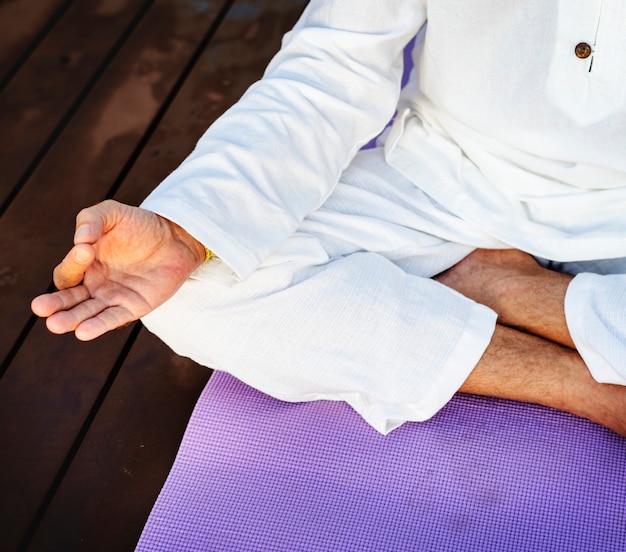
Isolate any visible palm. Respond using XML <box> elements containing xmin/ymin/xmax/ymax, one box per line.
<box><xmin>32</xmin><ymin>201</ymin><xmax>204</xmax><ymax>340</ymax></box>
<box><xmin>84</xmin><ymin>210</ymin><xmax>193</xmax><ymax>309</ymax></box>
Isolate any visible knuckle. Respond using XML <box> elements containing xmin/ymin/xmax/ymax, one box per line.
<box><xmin>76</xmin><ymin>207</ymin><xmax>91</xmax><ymax>222</ymax></box>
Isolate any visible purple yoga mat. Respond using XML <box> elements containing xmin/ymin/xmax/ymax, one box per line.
<box><xmin>136</xmin><ymin>371</ymin><xmax>626</xmax><ymax>552</ymax></box>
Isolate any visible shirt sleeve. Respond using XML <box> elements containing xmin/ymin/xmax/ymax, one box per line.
<box><xmin>141</xmin><ymin>0</ymin><xmax>427</xmax><ymax>280</ymax></box>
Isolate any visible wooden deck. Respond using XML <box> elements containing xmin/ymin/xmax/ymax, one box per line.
<box><xmin>0</xmin><ymin>1</ymin><xmax>308</xmax><ymax>549</ymax></box>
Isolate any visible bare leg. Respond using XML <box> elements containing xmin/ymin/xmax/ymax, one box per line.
<box><xmin>435</xmin><ymin>249</ymin><xmax>625</xmax><ymax>437</ymax></box>
<box><xmin>460</xmin><ymin>325</ymin><xmax>626</xmax><ymax>436</ymax></box>
<box><xmin>435</xmin><ymin>249</ymin><xmax>574</xmax><ymax>348</ymax></box>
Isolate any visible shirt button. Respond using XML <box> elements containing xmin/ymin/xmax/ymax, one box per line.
<box><xmin>575</xmin><ymin>42</ymin><xmax>592</xmax><ymax>59</ymax></box>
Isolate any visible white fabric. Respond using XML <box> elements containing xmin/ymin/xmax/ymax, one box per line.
<box><xmin>143</xmin><ymin>148</ymin><xmax>500</xmax><ymax>435</ymax></box>
<box><xmin>141</xmin><ymin>0</ymin><xmax>626</xmax><ymax>433</ymax></box>
<box><xmin>142</xmin><ymin>0</ymin><xmax>424</xmax><ymax>280</ymax></box>
<box><xmin>566</xmin><ymin>272</ymin><xmax>626</xmax><ymax>386</ymax></box>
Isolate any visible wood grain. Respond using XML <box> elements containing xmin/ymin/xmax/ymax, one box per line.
<box><xmin>0</xmin><ymin>0</ymin><xmax>308</xmax><ymax>549</ymax></box>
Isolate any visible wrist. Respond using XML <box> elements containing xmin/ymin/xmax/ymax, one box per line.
<box><xmin>160</xmin><ymin>216</ymin><xmax>206</xmax><ymax>268</ymax></box>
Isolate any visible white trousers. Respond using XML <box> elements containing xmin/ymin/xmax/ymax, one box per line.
<box><xmin>143</xmin><ymin>148</ymin><xmax>626</xmax><ymax>434</ymax></box>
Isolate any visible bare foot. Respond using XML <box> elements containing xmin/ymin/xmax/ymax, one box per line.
<box><xmin>435</xmin><ymin>249</ymin><xmax>575</xmax><ymax>348</ymax></box>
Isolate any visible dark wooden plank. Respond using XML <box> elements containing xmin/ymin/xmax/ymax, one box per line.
<box><xmin>0</xmin><ymin>0</ymin><xmax>69</xmax><ymax>86</ymax></box>
<box><xmin>25</xmin><ymin>330</ymin><xmax>210</xmax><ymax>552</ymax></box>
<box><xmin>0</xmin><ymin>0</ymin><xmax>228</xmax><ymax>364</ymax></box>
<box><xmin>116</xmin><ymin>0</ymin><xmax>309</xmax><ymax>207</ymax></box>
<box><xmin>0</xmin><ymin>0</ymin><xmax>151</xmax><ymax>211</ymax></box>
<box><xmin>0</xmin><ymin>1</ymin><xmax>228</xmax><ymax>548</ymax></box>
<box><xmin>24</xmin><ymin>1</ymin><xmax>308</xmax><ymax>549</ymax></box>
<box><xmin>0</xmin><ymin>322</ymin><xmax>135</xmax><ymax>550</ymax></box>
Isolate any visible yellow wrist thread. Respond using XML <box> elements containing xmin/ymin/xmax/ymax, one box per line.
<box><xmin>203</xmin><ymin>246</ymin><xmax>216</xmax><ymax>263</ymax></box>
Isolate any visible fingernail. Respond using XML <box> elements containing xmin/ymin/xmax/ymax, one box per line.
<box><xmin>75</xmin><ymin>225</ymin><xmax>92</xmax><ymax>242</ymax></box>
<box><xmin>75</xmin><ymin>248</ymin><xmax>90</xmax><ymax>263</ymax></box>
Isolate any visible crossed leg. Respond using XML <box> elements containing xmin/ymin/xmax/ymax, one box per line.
<box><xmin>435</xmin><ymin>249</ymin><xmax>626</xmax><ymax>437</ymax></box>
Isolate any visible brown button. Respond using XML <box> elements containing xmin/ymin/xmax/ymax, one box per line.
<box><xmin>575</xmin><ymin>42</ymin><xmax>592</xmax><ymax>59</ymax></box>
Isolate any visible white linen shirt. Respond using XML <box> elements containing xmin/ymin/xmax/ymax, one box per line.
<box><xmin>142</xmin><ymin>0</ymin><xmax>626</xmax><ymax>279</ymax></box>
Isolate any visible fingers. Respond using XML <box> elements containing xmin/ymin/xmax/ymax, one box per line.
<box><xmin>74</xmin><ymin>205</ymin><xmax>106</xmax><ymax>245</ymax></box>
<box><xmin>46</xmin><ymin>303</ymin><xmax>135</xmax><ymax>341</ymax></box>
<box><xmin>31</xmin><ymin>285</ymin><xmax>91</xmax><ymax>318</ymax></box>
<box><xmin>74</xmin><ymin>306</ymin><xmax>137</xmax><ymax>341</ymax></box>
<box><xmin>32</xmin><ymin>287</ymin><xmax>137</xmax><ymax>340</ymax></box>
<box><xmin>33</xmin><ymin>200</ymin><xmax>144</xmax><ymax>340</ymax></box>
<box><xmin>45</xmin><ymin>296</ymin><xmax>107</xmax><ymax>335</ymax></box>
<box><xmin>74</xmin><ymin>199</ymin><xmax>126</xmax><ymax>245</ymax></box>
<box><xmin>53</xmin><ymin>243</ymin><xmax>96</xmax><ymax>290</ymax></box>
<box><xmin>47</xmin><ymin>201</ymin><xmax>125</xmax><ymax>291</ymax></box>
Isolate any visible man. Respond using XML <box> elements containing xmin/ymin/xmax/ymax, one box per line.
<box><xmin>32</xmin><ymin>1</ymin><xmax>626</xmax><ymax>436</ymax></box>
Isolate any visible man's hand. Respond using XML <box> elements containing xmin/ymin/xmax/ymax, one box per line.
<box><xmin>31</xmin><ymin>200</ymin><xmax>206</xmax><ymax>341</ymax></box>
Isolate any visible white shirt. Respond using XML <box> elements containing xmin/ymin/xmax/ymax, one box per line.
<box><xmin>142</xmin><ymin>0</ymin><xmax>626</xmax><ymax>277</ymax></box>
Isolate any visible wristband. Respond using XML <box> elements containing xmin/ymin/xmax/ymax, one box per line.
<box><xmin>203</xmin><ymin>246</ymin><xmax>216</xmax><ymax>263</ymax></box>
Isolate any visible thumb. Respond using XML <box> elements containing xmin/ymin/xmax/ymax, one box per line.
<box><xmin>53</xmin><ymin>243</ymin><xmax>96</xmax><ymax>290</ymax></box>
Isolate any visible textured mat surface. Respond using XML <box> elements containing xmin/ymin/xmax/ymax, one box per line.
<box><xmin>136</xmin><ymin>371</ymin><xmax>626</xmax><ymax>551</ymax></box>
